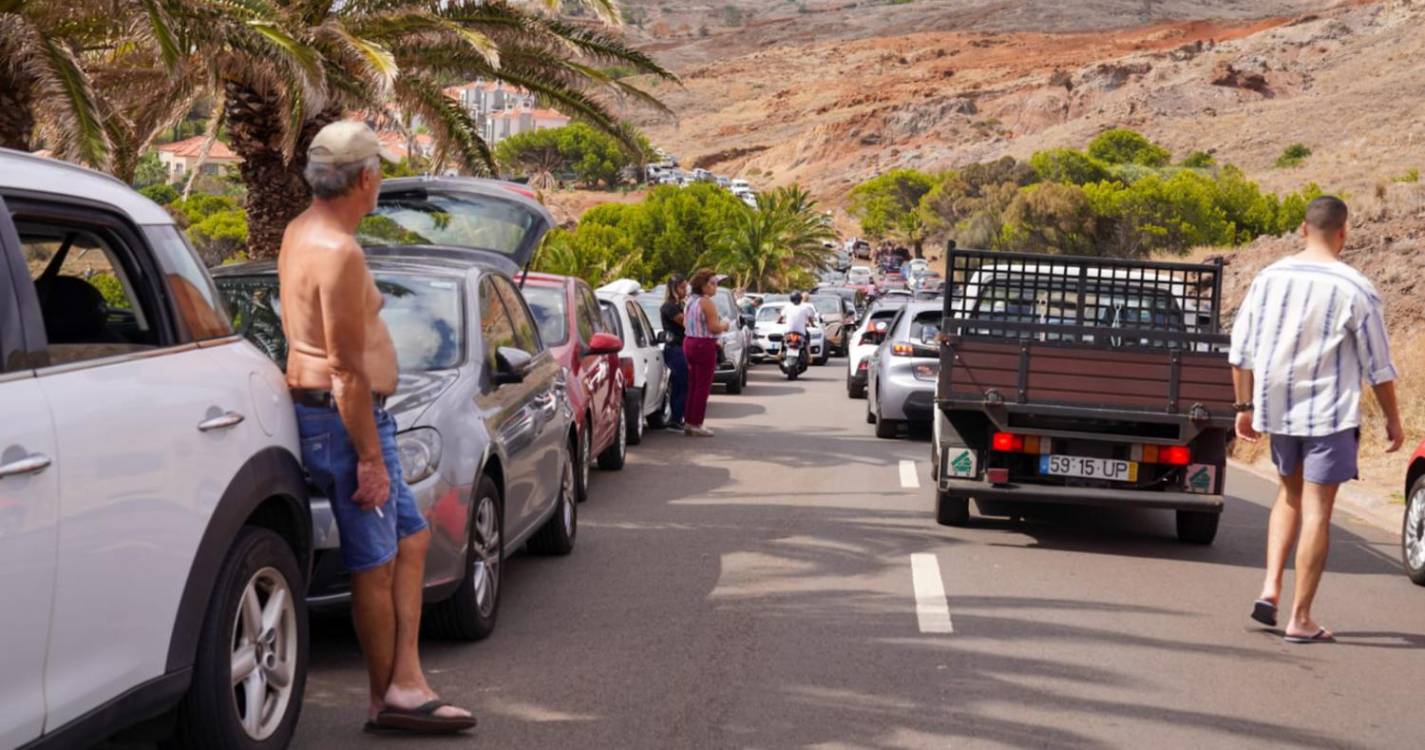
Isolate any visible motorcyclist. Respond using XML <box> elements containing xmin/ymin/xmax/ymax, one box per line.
<box><xmin>782</xmin><ymin>291</ymin><xmax>818</xmax><ymax>370</ymax></box>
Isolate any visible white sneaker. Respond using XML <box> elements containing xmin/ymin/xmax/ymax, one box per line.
<box><xmin>685</xmin><ymin>425</ymin><xmax>715</xmax><ymax>437</ymax></box>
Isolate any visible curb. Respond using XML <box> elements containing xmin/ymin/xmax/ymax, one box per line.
<box><xmin>1228</xmin><ymin>458</ymin><xmax>1404</xmax><ymax>535</ymax></box>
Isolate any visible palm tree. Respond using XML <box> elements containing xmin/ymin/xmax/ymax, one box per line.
<box><xmin>1</xmin><ymin>1</ymin><xmax>114</xmax><ymax>166</ymax></box>
<box><xmin>709</xmin><ymin>185</ymin><xmax>836</xmax><ymax>291</ymax></box>
<box><xmin>158</xmin><ymin>0</ymin><xmax>675</xmax><ymax>257</ymax></box>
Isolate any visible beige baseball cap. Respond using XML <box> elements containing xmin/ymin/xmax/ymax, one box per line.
<box><xmin>307</xmin><ymin>120</ymin><xmax>398</xmax><ymax>165</ymax></box>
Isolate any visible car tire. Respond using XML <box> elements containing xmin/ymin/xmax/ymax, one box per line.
<box><xmin>574</xmin><ymin>423</ymin><xmax>591</xmax><ymax>503</ymax></box>
<box><xmin>172</xmin><ymin>526</ymin><xmax>307</xmax><ymax>750</ymax></box>
<box><xmin>1175</xmin><ymin>510</ymin><xmax>1219</xmax><ymax>545</ymax></box>
<box><xmin>529</xmin><ymin>440</ymin><xmax>577</xmax><ymax>556</ymax></box>
<box><xmin>429</xmin><ymin>475</ymin><xmax>502</xmax><ymax>641</ymax></box>
<box><xmin>726</xmin><ymin>366</ymin><xmax>744</xmax><ymax>394</ymax></box>
<box><xmin>625</xmin><ymin>391</ymin><xmax>645</xmax><ymax>446</ymax></box>
<box><xmin>936</xmin><ymin>491</ymin><xmax>970</xmax><ymax>527</ymax></box>
<box><xmin>648</xmin><ymin>388</ymin><xmax>671</xmax><ymax>429</ymax></box>
<box><xmin>597</xmin><ymin>400</ymin><xmax>627</xmax><ymax>470</ymax></box>
<box><xmin>1402</xmin><ymin>475</ymin><xmax>1425</xmax><ymax>585</ymax></box>
<box><xmin>865</xmin><ymin>399</ymin><xmax>876</xmax><ymax>424</ymax></box>
<box><xmin>847</xmin><ymin>375</ymin><xmax>866</xmax><ymax>399</ymax></box>
<box><xmin>875</xmin><ymin>416</ymin><xmax>902</xmax><ymax>440</ymax></box>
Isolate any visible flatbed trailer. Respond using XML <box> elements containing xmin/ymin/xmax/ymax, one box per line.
<box><xmin>930</xmin><ymin>249</ymin><xmax>1235</xmax><ymax>543</ymax></box>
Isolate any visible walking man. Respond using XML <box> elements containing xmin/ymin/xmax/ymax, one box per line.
<box><xmin>279</xmin><ymin>121</ymin><xmax>476</xmax><ymax>732</ymax></box>
<box><xmin>1229</xmin><ymin>195</ymin><xmax>1404</xmax><ymax>644</ymax></box>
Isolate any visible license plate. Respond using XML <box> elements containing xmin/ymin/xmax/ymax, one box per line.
<box><xmin>1039</xmin><ymin>455</ymin><xmax>1137</xmax><ymax>482</ymax></box>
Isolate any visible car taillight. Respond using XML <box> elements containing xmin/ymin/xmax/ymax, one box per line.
<box><xmin>619</xmin><ymin>356</ymin><xmax>635</xmax><ymax>384</ymax></box>
<box><xmin>1134</xmin><ymin>444</ymin><xmax>1191</xmax><ymax>465</ymax></box>
<box><xmin>892</xmin><ymin>342</ymin><xmax>914</xmax><ymax>356</ymax></box>
<box><xmin>857</xmin><ymin>360</ymin><xmax>868</xmax><ymax>371</ymax></box>
<box><xmin>991</xmin><ymin>432</ymin><xmax>1043</xmax><ymax>454</ymax></box>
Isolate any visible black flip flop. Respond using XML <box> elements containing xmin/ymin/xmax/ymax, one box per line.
<box><xmin>374</xmin><ymin>700</ymin><xmax>477</xmax><ymax>734</ymax></box>
<box><xmin>1250</xmin><ymin>599</ymin><xmax>1278</xmax><ymax>627</ymax></box>
<box><xmin>1283</xmin><ymin>628</ymin><xmax>1335</xmax><ymax>645</ymax></box>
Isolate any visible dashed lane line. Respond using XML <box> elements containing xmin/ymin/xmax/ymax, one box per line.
<box><xmin>910</xmin><ymin>553</ymin><xmax>954</xmax><ymax>634</ymax></box>
<box><xmin>899</xmin><ymin>460</ymin><xmax>920</xmax><ymax>489</ymax></box>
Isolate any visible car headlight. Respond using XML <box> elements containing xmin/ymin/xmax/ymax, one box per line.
<box><xmin>397</xmin><ymin>427</ymin><xmax>442</xmax><ymax>484</ymax></box>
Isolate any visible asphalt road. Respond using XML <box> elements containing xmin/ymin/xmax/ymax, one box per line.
<box><xmin>292</xmin><ymin>360</ymin><xmax>1425</xmax><ymax>749</ymax></box>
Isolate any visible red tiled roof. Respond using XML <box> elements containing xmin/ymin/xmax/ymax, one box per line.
<box><xmin>156</xmin><ymin>136</ymin><xmax>238</xmax><ymax>160</ymax></box>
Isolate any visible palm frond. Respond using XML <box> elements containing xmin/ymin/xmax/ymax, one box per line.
<box><xmin>395</xmin><ymin>74</ymin><xmax>493</xmax><ymax>174</ymax></box>
<box><xmin>33</xmin><ymin>32</ymin><xmax>112</xmax><ymax>167</ymax></box>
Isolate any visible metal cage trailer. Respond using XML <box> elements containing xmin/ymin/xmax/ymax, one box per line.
<box><xmin>930</xmin><ymin>249</ymin><xmax>1236</xmax><ymax>544</ymax></box>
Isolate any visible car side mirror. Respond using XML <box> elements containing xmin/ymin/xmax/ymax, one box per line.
<box><xmin>655</xmin><ymin>329</ymin><xmax>669</xmax><ymax>345</ymax></box>
<box><xmin>586</xmin><ymin>331</ymin><xmax>624</xmax><ymax>356</ymax></box>
<box><xmin>492</xmin><ymin>347</ymin><xmax>533</xmax><ymax>386</ymax></box>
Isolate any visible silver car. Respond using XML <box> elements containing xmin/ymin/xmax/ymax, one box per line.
<box><xmin>866</xmin><ymin>301</ymin><xmax>942</xmax><ymax>439</ymax></box>
<box><xmin>214</xmin><ymin>177</ymin><xmax>589</xmax><ymax>642</ymax></box>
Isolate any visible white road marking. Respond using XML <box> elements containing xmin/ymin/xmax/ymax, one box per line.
<box><xmin>910</xmin><ymin>553</ymin><xmax>954</xmax><ymax>634</ymax></box>
<box><xmin>899</xmin><ymin>460</ymin><xmax>920</xmax><ymax>489</ymax></box>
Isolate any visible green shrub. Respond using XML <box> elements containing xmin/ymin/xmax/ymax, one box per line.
<box><xmin>1180</xmin><ymin>151</ymin><xmax>1216</xmax><ymax>169</ymax></box>
<box><xmin>139</xmin><ymin>183</ymin><xmax>179</xmax><ymax>206</ymax></box>
<box><xmin>1087</xmin><ymin>128</ymin><xmax>1171</xmax><ymax>167</ymax></box>
<box><xmin>1275</xmin><ymin>143</ymin><xmax>1312</xmax><ymax>169</ymax></box>
<box><xmin>1395</xmin><ymin>168</ymin><xmax>1420</xmax><ymax>184</ymax></box>
<box><xmin>87</xmin><ymin>273</ymin><xmax>131</xmax><ymax>309</ymax></box>
<box><xmin>1030</xmin><ymin>148</ymin><xmax>1112</xmax><ymax>185</ymax></box>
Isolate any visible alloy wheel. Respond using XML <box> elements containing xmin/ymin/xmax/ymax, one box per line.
<box><xmin>1408</xmin><ymin>487</ymin><xmax>1425</xmax><ymax>572</ymax></box>
<box><xmin>470</xmin><ymin>494</ymin><xmax>501</xmax><ymax>618</ymax></box>
<box><xmin>561</xmin><ymin>445</ymin><xmax>575</xmax><ymax>533</ymax></box>
<box><xmin>229</xmin><ymin>567</ymin><xmax>298</xmax><ymax>741</ymax></box>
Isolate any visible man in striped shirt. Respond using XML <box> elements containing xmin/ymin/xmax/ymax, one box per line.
<box><xmin>1229</xmin><ymin>195</ymin><xmax>1404</xmax><ymax>644</ymax></box>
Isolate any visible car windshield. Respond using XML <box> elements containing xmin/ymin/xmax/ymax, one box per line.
<box><xmin>520</xmin><ymin>285</ymin><xmax>569</xmax><ymax>346</ymax></box>
<box><xmin>811</xmin><ymin>297</ymin><xmax>841</xmax><ymax>315</ymax></box>
<box><xmin>712</xmin><ymin>290</ymin><xmax>735</xmax><ymax>318</ymax></box>
<box><xmin>216</xmin><ymin>272</ymin><xmax>464</xmax><ymax>371</ymax></box>
<box><xmin>757</xmin><ymin>305</ymin><xmax>784</xmax><ymax>322</ymax></box>
<box><xmin>359</xmin><ymin>188</ymin><xmax>538</xmax><ymax>259</ymax></box>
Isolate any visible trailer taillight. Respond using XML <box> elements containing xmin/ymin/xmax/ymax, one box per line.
<box><xmin>1134</xmin><ymin>444</ymin><xmax>1191</xmax><ymax>465</ymax></box>
<box><xmin>991</xmin><ymin>432</ymin><xmax>1043</xmax><ymax>454</ymax></box>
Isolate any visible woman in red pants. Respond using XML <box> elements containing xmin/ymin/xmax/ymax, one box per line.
<box><xmin>681</xmin><ymin>268</ymin><xmax>728</xmax><ymax>437</ymax></box>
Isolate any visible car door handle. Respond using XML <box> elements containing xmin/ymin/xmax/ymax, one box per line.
<box><xmin>0</xmin><ymin>453</ymin><xmax>52</xmax><ymax>479</ymax></box>
<box><xmin>197</xmin><ymin>411</ymin><xmax>246</xmax><ymax>432</ymax></box>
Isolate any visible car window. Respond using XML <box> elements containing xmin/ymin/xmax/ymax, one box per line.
<box><xmin>16</xmin><ymin>217</ymin><xmax>163</xmax><ymax>366</ymax></box>
<box><xmin>360</xmin><ymin>189</ymin><xmax>538</xmax><ymax>260</ymax></box>
<box><xmin>636</xmin><ymin>296</ymin><xmax>664</xmax><ymax>334</ymax></box>
<box><xmin>712</xmin><ymin>289</ymin><xmax>735</xmax><ymax>319</ymax></box>
<box><xmin>491</xmin><ymin>275</ymin><xmax>541</xmax><ymax>354</ymax></box>
<box><xmin>520</xmin><ymin>284</ymin><xmax>568</xmax><ymax>346</ymax></box>
<box><xmin>909</xmin><ymin>310</ymin><xmax>942</xmax><ymax>342</ymax></box>
<box><xmin>479</xmin><ymin>277</ymin><xmax>517</xmax><ymax>371</ymax></box>
<box><xmin>143</xmin><ymin>225</ymin><xmax>232</xmax><ymax>341</ymax></box>
<box><xmin>216</xmin><ymin>271</ymin><xmax>464</xmax><ymax>371</ymax></box>
<box><xmin>573</xmin><ymin>286</ymin><xmax>596</xmax><ymax>344</ymax></box>
<box><xmin>811</xmin><ymin>297</ymin><xmax>840</xmax><ymax>315</ymax></box>
<box><xmin>626</xmin><ymin>301</ymin><xmax>651</xmax><ymax>347</ymax></box>
<box><xmin>598</xmin><ymin>299</ymin><xmax>623</xmax><ymax>339</ymax></box>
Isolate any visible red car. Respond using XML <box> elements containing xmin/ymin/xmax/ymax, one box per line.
<box><xmin>519</xmin><ymin>272</ymin><xmax>627</xmax><ymax>502</ymax></box>
<box><xmin>1403</xmin><ymin>440</ymin><xmax>1425</xmax><ymax>585</ymax></box>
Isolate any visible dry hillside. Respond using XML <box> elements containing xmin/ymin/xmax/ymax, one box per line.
<box><xmin>620</xmin><ymin>0</ymin><xmax>1423</xmax><ymax>209</ymax></box>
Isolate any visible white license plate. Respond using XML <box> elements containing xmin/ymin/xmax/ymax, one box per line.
<box><xmin>1039</xmin><ymin>455</ymin><xmax>1138</xmax><ymax>482</ymax></box>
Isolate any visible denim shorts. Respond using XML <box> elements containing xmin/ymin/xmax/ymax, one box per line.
<box><xmin>296</xmin><ymin>404</ymin><xmax>427</xmax><ymax>572</ymax></box>
<box><xmin>1270</xmin><ymin>428</ymin><xmax>1359</xmax><ymax>486</ymax></box>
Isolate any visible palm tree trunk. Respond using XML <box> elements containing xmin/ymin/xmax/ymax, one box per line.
<box><xmin>223</xmin><ymin>81</ymin><xmax>340</xmax><ymax>259</ymax></box>
<box><xmin>0</xmin><ymin>72</ymin><xmax>36</xmax><ymax>151</ymax></box>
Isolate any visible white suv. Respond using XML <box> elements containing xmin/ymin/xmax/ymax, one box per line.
<box><xmin>0</xmin><ymin>150</ymin><xmax>311</xmax><ymax>748</ymax></box>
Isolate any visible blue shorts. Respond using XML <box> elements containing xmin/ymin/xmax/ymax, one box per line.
<box><xmin>1270</xmin><ymin>428</ymin><xmax>1359</xmax><ymax>486</ymax></box>
<box><xmin>296</xmin><ymin>404</ymin><xmax>427</xmax><ymax>572</ymax></box>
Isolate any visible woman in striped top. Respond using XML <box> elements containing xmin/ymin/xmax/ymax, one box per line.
<box><xmin>682</xmin><ymin>268</ymin><xmax>729</xmax><ymax>437</ymax></box>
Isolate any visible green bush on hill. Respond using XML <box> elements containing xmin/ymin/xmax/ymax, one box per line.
<box><xmin>848</xmin><ymin>129</ymin><xmax>1325</xmax><ymax>258</ymax></box>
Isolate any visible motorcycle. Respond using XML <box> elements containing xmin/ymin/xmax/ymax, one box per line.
<box><xmin>780</xmin><ymin>331</ymin><xmax>809</xmax><ymax>380</ymax></box>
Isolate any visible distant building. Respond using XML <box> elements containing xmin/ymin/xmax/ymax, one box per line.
<box><xmin>156</xmin><ymin>136</ymin><xmax>241</xmax><ymax>178</ymax></box>
<box><xmin>444</xmin><ymin>80</ymin><xmax>570</xmax><ymax>146</ymax></box>
<box><xmin>376</xmin><ymin>131</ymin><xmax>435</xmax><ymax>162</ymax></box>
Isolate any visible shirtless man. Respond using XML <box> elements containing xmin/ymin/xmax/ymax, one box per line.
<box><xmin>279</xmin><ymin>121</ymin><xmax>475</xmax><ymax>733</ymax></box>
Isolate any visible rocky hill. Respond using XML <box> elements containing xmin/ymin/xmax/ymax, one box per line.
<box><xmin>620</xmin><ymin>0</ymin><xmax>1424</xmax><ymax>211</ymax></box>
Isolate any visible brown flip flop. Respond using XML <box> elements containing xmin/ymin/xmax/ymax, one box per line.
<box><xmin>374</xmin><ymin>700</ymin><xmax>477</xmax><ymax>733</ymax></box>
